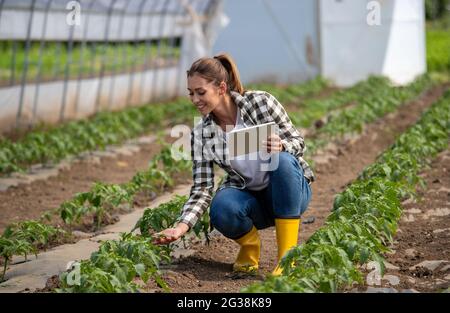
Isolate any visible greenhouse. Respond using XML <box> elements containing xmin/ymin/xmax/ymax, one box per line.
<box><xmin>0</xmin><ymin>0</ymin><xmax>448</xmax><ymax>301</ymax></box>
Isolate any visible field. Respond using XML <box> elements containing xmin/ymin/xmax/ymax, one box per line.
<box><xmin>0</xmin><ymin>18</ymin><xmax>449</xmax><ymax>294</ymax></box>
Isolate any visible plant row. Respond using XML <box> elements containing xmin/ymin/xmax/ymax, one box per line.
<box><xmin>0</xmin><ymin>141</ymin><xmax>192</xmax><ymax>283</ymax></box>
<box><xmin>305</xmin><ymin>74</ymin><xmax>438</xmax><ymax>157</ymax></box>
<box><xmin>288</xmin><ymin>76</ymin><xmax>392</xmax><ymax>129</ymax></box>
<box><xmin>0</xmin><ymin>78</ymin><xmax>330</xmax><ymax>176</ymax></box>
<box><xmin>1</xmin><ymin>75</ymin><xmax>438</xmax><ymax>284</ymax></box>
<box><xmin>55</xmin><ymin>83</ymin><xmax>450</xmax><ymax>293</ymax></box>
<box><xmin>57</xmin><ymin>195</ymin><xmax>213</xmax><ymax>292</ymax></box>
<box><xmin>247</xmin><ymin>76</ymin><xmax>330</xmax><ymax>105</ymax></box>
<box><xmin>56</xmin><ymin>140</ymin><xmax>192</xmax><ymax>229</ymax></box>
<box><xmin>0</xmin><ymin>98</ymin><xmax>197</xmax><ymax>175</ymax></box>
<box><xmin>2</xmin><ymin>76</ymin><xmax>443</xmax><ymax>288</ymax></box>
<box><xmin>242</xmin><ymin>89</ymin><xmax>450</xmax><ymax>292</ymax></box>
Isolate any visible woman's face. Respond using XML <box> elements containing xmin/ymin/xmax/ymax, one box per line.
<box><xmin>187</xmin><ymin>74</ymin><xmax>224</xmax><ymax>116</ymax></box>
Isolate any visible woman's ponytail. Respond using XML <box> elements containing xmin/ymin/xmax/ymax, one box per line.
<box><xmin>187</xmin><ymin>52</ymin><xmax>244</xmax><ymax>95</ymax></box>
<box><xmin>213</xmin><ymin>53</ymin><xmax>244</xmax><ymax>95</ymax></box>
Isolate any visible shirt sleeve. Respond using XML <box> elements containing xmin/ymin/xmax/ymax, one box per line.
<box><xmin>177</xmin><ymin>128</ymin><xmax>215</xmax><ymax>229</ymax></box>
<box><xmin>264</xmin><ymin>92</ymin><xmax>306</xmax><ymax>158</ymax></box>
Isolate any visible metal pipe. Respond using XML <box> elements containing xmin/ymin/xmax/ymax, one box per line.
<box><xmin>16</xmin><ymin>0</ymin><xmax>37</xmax><ymax>128</ymax></box>
<box><xmin>107</xmin><ymin>0</ymin><xmax>133</xmax><ymax>109</ymax></box>
<box><xmin>125</xmin><ymin>0</ymin><xmax>147</xmax><ymax>106</ymax></box>
<box><xmin>163</xmin><ymin>0</ymin><xmax>184</xmax><ymax>100</ymax></box>
<box><xmin>74</xmin><ymin>0</ymin><xmax>97</xmax><ymax>116</ymax></box>
<box><xmin>94</xmin><ymin>0</ymin><xmax>118</xmax><ymax>113</ymax></box>
<box><xmin>139</xmin><ymin>0</ymin><xmax>161</xmax><ymax>104</ymax></box>
<box><xmin>150</xmin><ymin>0</ymin><xmax>170</xmax><ymax>103</ymax></box>
<box><xmin>59</xmin><ymin>1</ymin><xmax>77</xmax><ymax>122</ymax></box>
<box><xmin>9</xmin><ymin>41</ymin><xmax>17</xmax><ymax>86</ymax></box>
<box><xmin>31</xmin><ymin>0</ymin><xmax>53</xmax><ymax>126</ymax></box>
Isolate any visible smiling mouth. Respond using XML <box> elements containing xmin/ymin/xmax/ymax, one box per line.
<box><xmin>197</xmin><ymin>104</ymin><xmax>206</xmax><ymax>110</ymax></box>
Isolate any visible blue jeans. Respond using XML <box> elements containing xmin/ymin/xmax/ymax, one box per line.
<box><xmin>210</xmin><ymin>152</ymin><xmax>312</xmax><ymax>239</ymax></box>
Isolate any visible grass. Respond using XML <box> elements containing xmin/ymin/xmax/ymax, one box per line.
<box><xmin>0</xmin><ymin>39</ymin><xmax>181</xmax><ymax>85</ymax></box>
<box><xmin>426</xmin><ymin>13</ymin><xmax>450</xmax><ymax>72</ymax></box>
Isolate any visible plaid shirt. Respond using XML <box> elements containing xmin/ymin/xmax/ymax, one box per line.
<box><xmin>178</xmin><ymin>90</ymin><xmax>315</xmax><ymax>229</ymax></box>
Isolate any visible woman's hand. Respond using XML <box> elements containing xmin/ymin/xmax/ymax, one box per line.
<box><xmin>152</xmin><ymin>222</ymin><xmax>190</xmax><ymax>245</ymax></box>
<box><xmin>262</xmin><ymin>134</ymin><xmax>284</xmax><ymax>153</ymax></box>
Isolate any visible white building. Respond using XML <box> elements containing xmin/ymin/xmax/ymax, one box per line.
<box><xmin>213</xmin><ymin>0</ymin><xmax>426</xmax><ymax>86</ymax></box>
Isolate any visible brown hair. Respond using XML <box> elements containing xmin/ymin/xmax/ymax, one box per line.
<box><xmin>186</xmin><ymin>53</ymin><xmax>244</xmax><ymax>95</ymax></box>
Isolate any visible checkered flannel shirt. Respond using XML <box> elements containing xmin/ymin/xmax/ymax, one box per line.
<box><xmin>178</xmin><ymin>90</ymin><xmax>315</xmax><ymax>229</ymax></box>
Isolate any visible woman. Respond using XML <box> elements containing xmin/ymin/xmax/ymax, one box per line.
<box><xmin>153</xmin><ymin>53</ymin><xmax>314</xmax><ymax>276</ymax></box>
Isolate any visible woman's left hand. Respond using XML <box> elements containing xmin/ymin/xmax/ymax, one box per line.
<box><xmin>262</xmin><ymin>134</ymin><xmax>284</xmax><ymax>153</ymax></box>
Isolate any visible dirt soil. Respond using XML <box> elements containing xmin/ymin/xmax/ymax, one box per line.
<box><xmin>2</xmin><ymin>83</ymin><xmax>448</xmax><ymax>293</ymax></box>
<box><xmin>0</xmin><ymin>85</ymin><xmax>341</xmax><ymax>234</ymax></box>
<box><xmin>143</xmin><ymin>84</ymin><xmax>449</xmax><ymax>293</ymax></box>
<box><xmin>0</xmin><ymin>135</ymin><xmax>190</xmax><ymax>233</ymax></box>
<box><xmin>0</xmin><ymin>83</ymin><xmax>339</xmax><ymax>233</ymax></box>
<box><xmin>353</xmin><ymin>148</ymin><xmax>450</xmax><ymax>293</ymax></box>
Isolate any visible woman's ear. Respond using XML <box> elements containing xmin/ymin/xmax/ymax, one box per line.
<box><xmin>219</xmin><ymin>81</ymin><xmax>227</xmax><ymax>95</ymax></box>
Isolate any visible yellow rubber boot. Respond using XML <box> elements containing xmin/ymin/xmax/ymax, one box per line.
<box><xmin>272</xmin><ymin>218</ymin><xmax>300</xmax><ymax>276</ymax></box>
<box><xmin>233</xmin><ymin>226</ymin><xmax>260</xmax><ymax>274</ymax></box>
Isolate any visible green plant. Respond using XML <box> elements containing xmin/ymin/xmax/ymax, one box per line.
<box><xmin>57</xmin><ymin>260</ymin><xmax>138</xmax><ymax>293</ymax></box>
<box><xmin>0</xmin><ymin>237</ymin><xmax>35</xmax><ymax>282</ymax></box>
<box><xmin>134</xmin><ymin>195</ymin><xmax>187</xmax><ymax>235</ymax></box>
<box><xmin>289</xmin><ymin>76</ymin><xmax>392</xmax><ymax>129</ymax></box>
<box><xmin>425</xmin><ymin>0</ymin><xmax>449</xmax><ymax>20</ymax></box>
<box><xmin>426</xmin><ymin>29</ymin><xmax>450</xmax><ymax>72</ymax></box>
<box><xmin>305</xmin><ymin>74</ymin><xmax>436</xmax><ymax>158</ymax></box>
<box><xmin>0</xmin><ymin>99</ymin><xmax>191</xmax><ymax>176</ymax></box>
<box><xmin>134</xmin><ymin>194</ymin><xmax>210</xmax><ymax>245</ymax></box>
<box><xmin>95</xmin><ymin>233</ymin><xmax>171</xmax><ymax>287</ymax></box>
<box><xmin>57</xmin><ymin>140</ymin><xmax>192</xmax><ymax>229</ymax></box>
<box><xmin>243</xmin><ymin>89</ymin><xmax>450</xmax><ymax>293</ymax></box>
<box><xmin>57</xmin><ymin>233</ymin><xmax>171</xmax><ymax>293</ymax></box>
<box><xmin>247</xmin><ymin>76</ymin><xmax>330</xmax><ymax>105</ymax></box>
<box><xmin>0</xmin><ymin>220</ymin><xmax>63</xmax><ymax>282</ymax></box>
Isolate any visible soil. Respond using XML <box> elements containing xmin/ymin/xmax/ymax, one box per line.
<box><xmin>0</xmin><ymin>134</ymin><xmax>190</xmax><ymax>233</ymax></box>
<box><xmin>0</xmin><ymin>85</ymin><xmax>341</xmax><ymax>233</ymax></box>
<box><xmin>142</xmin><ymin>84</ymin><xmax>449</xmax><ymax>293</ymax></box>
<box><xmin>353</xmin><ymin>148</ymin><xmax>450</xmax><ymax>293</ymax></box>
<box><xmin>3</xmin><ymin>82</ymin><xmax>449</xmax><ymax>293</ymax></box>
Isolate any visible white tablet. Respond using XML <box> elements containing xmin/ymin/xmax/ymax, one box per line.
<box><xmin>227</xmin><ymin>122</ymin><xmax>276</xmax><ymax>158</ymax></box>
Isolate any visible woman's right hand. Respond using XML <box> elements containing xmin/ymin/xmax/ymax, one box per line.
<box><xmin>152</xmin><ymin>222</ymin><xmax>189</xmax><ymax>245</ymax></box>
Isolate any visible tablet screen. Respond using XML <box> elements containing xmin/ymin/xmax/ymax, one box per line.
<box><xmin>227</xmin><ymin>122</ymin><xmax>276</xmax><ymax>158</ymax></box>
